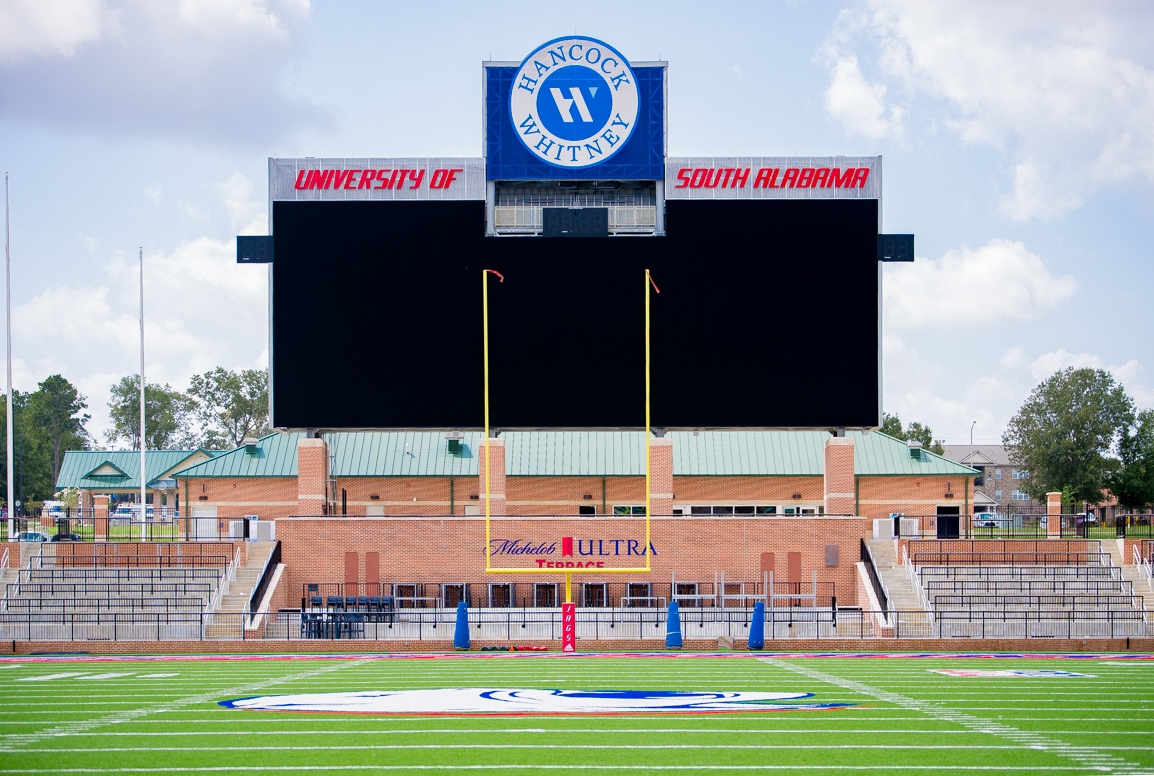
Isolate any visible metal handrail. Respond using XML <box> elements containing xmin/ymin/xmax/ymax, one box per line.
<box><xmin>245</xmin><ymin>541</ymin><xmax>281</xmax><ymax>627</ymax></box>
<box><xmin>860</xmin><ymin>539</ymin><xmax>891</xmax><ymax>616</ymax></box>
<box><xmin>904</xmin><ymin>545</ymin><xmax>932</xmax><ymax>612</ymax></box>
<box><xmin>207</xmin><ymin>545</ymin><xmax>241</xmax><ymax>617</ymax></box>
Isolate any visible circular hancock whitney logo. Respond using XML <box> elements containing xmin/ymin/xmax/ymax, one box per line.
<box><xmin>509</xmin><ymin>36</ymin><xmax>640</xmax><ymax>169</ymax></box>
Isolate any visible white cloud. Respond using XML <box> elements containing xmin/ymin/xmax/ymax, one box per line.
<box><xmin>1028</xmin><ymin>348</ymin><xmax>1154</xmax><ymax>407</ymax></box>
<box><xmin>0</xmin><ymin>0</ymin><xmax>327</xmax><ymax>146</ymax></box>
<box><xmin>217</xmin><ymin>172</ymin><xmax>267</xmax><ymax>235</ymax></box>
<box><xmin>820</xmin><ymin>51</ymin><xmax>905</xmax><ymax>139</ymax></box>
<box><xmin>144</xmin><ymin>183</ymin><xmax>162</xmax><ymax>204</ymax></box>
<box><xmin>0</xmin><ymin>0</ymin><xmax>111</xmax><ymax>62</ymax></box>
<box><xmin>729</xmin><ymin>64</ymin><xmax>743</xmax><ymax>79</ymax></box>
<box><xmin>884</xmin><ymin>238</ymin><xmax>1077</xmax><ymax>329</ymax></box>
<box><xmin>824</xmin><ymin>0</ymin><xmax>1154</xmax><ymax>220</ymax></box>
<box><xmin>11</xmin><ymin>173</ymin><xmax>270</xmax><ymax>439</ymax></box>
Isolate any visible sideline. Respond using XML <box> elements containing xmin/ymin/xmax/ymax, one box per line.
<box><xmin>1</xmin><ymin>651</ymin><xmax>1153</xmax><ymax>664</ymax></box>
<box><xmin>759</xmin><ymin>656</ymin><xmax>1148</xmax><ymax>775</ymax></box>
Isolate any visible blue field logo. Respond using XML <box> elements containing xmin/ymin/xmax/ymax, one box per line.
<box><xmin>509</xmin><ymin>36</ymin><xmax>639</xmax><ymax>169</ymax></box>
<box><xmin>221</xmin><ymin>688</ymin><xmax>852</xmax><ymax>715</ymax></box>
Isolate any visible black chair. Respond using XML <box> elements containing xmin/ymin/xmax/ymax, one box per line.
<box><xmin>326</xmin><ymin>596</ymin><xmax>342</xmax><ymax>610</ymax></box>
<box><xmin>344</xmin><ymin>596</ymin><xmax>357</xmax><ymax>610</ymax></box>
<box><xmin>309</xmin><ymin>595</ymin><xmax>322</xmax><ymax>608</ymax></box>
<box><xmin>357</xmin><ymin>596</ymin><xmax>369</xmax><ymax>611</ymax></box>
<box><xmin>368</xmin><ymin>596</ymin><xmax>381</xmax><ymax>622</ymax></box>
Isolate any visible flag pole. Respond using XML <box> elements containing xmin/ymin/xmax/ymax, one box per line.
<box><xmin>139</xmin><ymin>247</ymin><xmax>146</xmax><ymax>540</ymax></box>
<box><xmin>5</xmin><ymin>173</ymin><xmax>13</xmax><ymax>542</ymax></box>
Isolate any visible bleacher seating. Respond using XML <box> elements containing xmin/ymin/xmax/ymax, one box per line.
<box><xmin>0</xmin><ymin>545</ymin><xmax>231</xmax><ymax>640</ymax></box>
<box><xmin>908</xmin><ymin>540</ymin><xmax>1148</xmax><ymax>638</ymax></box>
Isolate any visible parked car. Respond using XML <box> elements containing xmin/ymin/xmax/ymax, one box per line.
<box><xmin>16</xmin><ymin>531</ymin><xmax>49</xmax><ymax>542</ymax></box>
<box><xmin>50</xmin><ymin>533</ymin><xmax>85</xmax><ymax>542</ymax></box>
<box><xmin>113</xmin><ymin>504</ymin><xmax>155</xmax><ymax>520</ymax></box>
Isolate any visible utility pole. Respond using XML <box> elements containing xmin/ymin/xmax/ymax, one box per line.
<box><xmin>4</xmin><ymin>172</ymin><xmax>12</xmax><ymax>541</ymax></box>
<box><xmin>139</xmin><ymin>247</ymin><xmax>146</xmax><ymax>541</ymax></box>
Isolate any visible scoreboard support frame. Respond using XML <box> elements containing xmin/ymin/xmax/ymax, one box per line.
<box><xmin>483</xmin><ymin>269</ymin><xmax>655</xmax><ymax>607</ymax></box>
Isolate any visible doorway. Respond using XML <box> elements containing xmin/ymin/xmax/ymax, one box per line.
<box><xmin>442</xmin><ymin>584</ymin><xmax>466</xmax><ymax>608</ymax></box>
<box><xmin>583</xmin><ymin>583</ymin><xmax>606</xmax><ymax>607</ymax></box>
<box><xmin>936</xmin><ymin>506</ymin><xmax>961</xmax><ymax>539</ymax></box>
<box><xmin>535</xmin><ymin>583</ymin><xmax>557</xmax><ymax>608</ymax></box>
<box><xmin>489</xmin><ymin>583</ymin><xmax>512</xmax><ymax>608</ymax></box>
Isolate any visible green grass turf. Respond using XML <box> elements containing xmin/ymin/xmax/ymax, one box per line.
<box><xmin>0</xmin><ymin>653</ymin><xmax>1151</xmax><ymax>774</ymax></box>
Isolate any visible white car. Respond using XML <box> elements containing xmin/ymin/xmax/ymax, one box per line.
<box><xmin>16</xmin><ymin>531</ymin><xmax>50</xmax><ymax>542</ymax></box>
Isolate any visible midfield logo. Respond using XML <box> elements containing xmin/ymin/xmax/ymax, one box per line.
<box><xmin>509</xmin><ymin>36</ymin><xmax>640</xmax><ymax>169</ymax></box>
<box><xmin>222</xmin><ymin>689</ymin><xmax>851</xmax><ymax>715</ymax></box>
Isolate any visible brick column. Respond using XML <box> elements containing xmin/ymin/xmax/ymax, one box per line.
<box><xmin>648</xmin><ymin>437</ymin><xmax>673</xmax><ymax>517</ymax></box>
<box><xmin>823</xmin><ymin>437</ymin><xmax>856</xmax><ymax>515</ymax></box>
<box><xmin>297</xmin><ymin>438</ymin><xmax>328</xmax><ymax>516</ymax></box>
<box><xmin>1047</xmin><ymin>492</ymin><xmax>1062</xmax><ymax>538</ymax></box>
<box><xmin>477</xmin><ymin>437</ymin><xmax>505</xmax><ymax>515</ymax></box>
<box><xmin>93</xmin><ymin>494</ymin><xmax>109</xmax><ymax>540</ymax></box>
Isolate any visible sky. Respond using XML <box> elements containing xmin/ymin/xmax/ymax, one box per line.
<box><xmin>1</xmin><ymin>0</ymin><xmax>1152</xmax><ymax>447</ymax></box>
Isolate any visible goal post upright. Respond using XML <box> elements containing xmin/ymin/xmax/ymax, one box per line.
<box><xmin>483</xmin><ymin>269</ymin><xmax>654</xmax><ymax>604</ymax></box>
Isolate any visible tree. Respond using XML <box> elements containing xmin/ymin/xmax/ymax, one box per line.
<box><xmin>1105</xmin><ymin>409</ymin><xmax>1154</xmax><ymax>507</ymax></box>
<box><xmin>1003</xmin><ymin>367</ymin><xmax>1135</xmax><ymax>504</ymax></box>
<box><xmin>879</xmin><ymin>412</ymin><xmax>944</xmax><ymax>455</ymax></box>
<box><xmin>186</xmin><ymin>367</ymin><xmax>269</xmax><ymax>448</ymax></box>
<box><xmin>0</xmin><ymin>389</ymin><xmax>54</xmax><ymax>506</ymax></box>
<box><xmin>27</xmin><ymin>374</ymin><xmax>91</xmax><ymax>486</ymax></box>
<box><xmin>105</xmin><ymin>375</ymin><xmax>199</xmax><ymax>450</ymax></box>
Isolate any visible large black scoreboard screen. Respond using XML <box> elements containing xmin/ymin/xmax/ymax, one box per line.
<box><xmin>271</xmin><ymin>199</ymin><xmax>879</xmax><ymax>429</ymax></box>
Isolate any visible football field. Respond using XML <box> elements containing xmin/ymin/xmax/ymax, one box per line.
<box><xmin>0</xmin><ymin>652</ymin><xmax>1151</xmax><ymax>774</ymax></box>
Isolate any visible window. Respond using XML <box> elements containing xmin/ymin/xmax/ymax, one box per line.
<box><xmin>994</xmin><ymin>490</ymin><xmax>1002</xmax><ymax>500</ymax></box>
<box><xmin>1012</xmin><ymin>490</ymin><xmax>1030</xmax><ymax>501</ymax></box>
<box><xmin>757</xmin><ymin>506</ymin><xmax>777</xmax><ymax>515</ymax></box>
<box><xmin>975</xmin><ymin>476</ymin><xmax>985</xmax><ymax>487</ymax></box>
<box><xmin>578</xmin><ymin>505</ymin><xmax>596</xmax><ymax>515</ymax></box>
<box><xmin>995</xmin><ymin>468</ymin><xmax>1002</xmax><ymax>480</ymax></box>
<box><xmin>1012</xmin><ymin>469</ymin><xmax>1028</xmax><ymax>480</ymax></box>
<box><xmin>613</xmin><ymin>506</ymin><xmax>646</xmax><ymax>515</ymax></box>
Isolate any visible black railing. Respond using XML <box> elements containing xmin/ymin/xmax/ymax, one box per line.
<box><xmin>298</xmin><ymin>580</ymin><xmax>798</xmax><ymax>610</ymax></box>
<box><xmin>0</xmin><ymin>606</ymin><xmax>1145</xmax><ymax>642</ymax></box>
<box><xmin>860</xmin><ymin>538</ymin><xmax>890</xmax><ymax>613</ymax></box>
<box><xmin>247</xmin><ymin>541</ymin><xmax>281</xmax><ymax>621</ymax></box>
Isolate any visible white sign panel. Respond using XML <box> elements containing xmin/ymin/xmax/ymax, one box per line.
<box><xmin>665</xmin><ymin>157</ymin><xmax>881</xmax><ymax>199</ymax></box>
<box><xmin>270</xmin><ymin>158</ymin><xmax>485</xmax><ymax>201</ymax></box>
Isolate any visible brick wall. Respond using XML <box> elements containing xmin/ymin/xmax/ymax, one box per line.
<box><xmin>184</xmin><ymin>477</ymin><xmax>298</xmax><ymax>520</ymax></box>
<box><xmin>276</xmin><ymin>515</ymin><xmax>869</xmax><ymax>608</ymax></box>
<box><xmin>823</xmin><ymin>438</ymin><xmax>855</xmax><ymax>515</ymax></box>
<box><xmin>856</xmin><ymin>475</ymin><xmax>969</xmax><ymax>521</ymax></box>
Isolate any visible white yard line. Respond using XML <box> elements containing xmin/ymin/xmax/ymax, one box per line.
<box><xmin>760</xmin><ymin>657</ymin><xmax>1147</xmax><ymax>775</ymax></box>
<box><xmin>0</xmin><ymin>659</ymin><xmax>370</xmax><ymax>753</ymax></box>
<box><xmin>23</xmin><ymin>744</ymin><xmax>1154</xmax><ymax>752</ymax></box>
<box><xmin>0</xmin><ymin>765</ymin><xmax>1109</xmax><ymax>772</ymax></box>
<box><xmin>7</xmin><ymin>728</ymin><xmax>1154</xmax><ymax>738</ymax></box>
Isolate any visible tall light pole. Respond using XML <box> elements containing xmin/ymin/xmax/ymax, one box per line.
<box><xmin>5</xmin><ymin>172</ymin><xmax>13</xmax><ymax>542</ymax></box>
<box><xmin>139</xmin><ymin>247</ymin><xmax>146</xmax><ymax>541</ymax></box>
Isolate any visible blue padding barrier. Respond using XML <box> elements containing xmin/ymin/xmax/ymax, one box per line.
<box><xmin>453</xmin><ymin>601</ymin><xmax>470</xmax><ymax>651</ymax></box>
<box><xmin>665</xmin><ymin>600</ymin><xmax>683</xmax><ymax>649</ymax></box>
<box><xmin>748</xmin><ymin>601</ymin><xmax>765</xmax><ymax>650</ymax></box>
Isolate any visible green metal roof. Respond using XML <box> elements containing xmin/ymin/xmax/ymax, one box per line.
<box><xmin>171</xmin><ymin>433</ymin><xmax>302</xmax><ymax>478</ymax></box>
<box><xmin>56</xmin><ymin>449</ymin><xmax>221</xmax><ymax>490</ymax></box>
<box><xmin>853</xmin><ymin>431</ymin><xmax>978</xmax><ymax>476</ymax></box>
<box><xmin>165</xmin><ymin>430</ymin><xmax>977</xmax><ymax>479</ymax></box>
<box><xmin>330</xmin><ymin>432</ymin><xmax>479</xmax><ymax>477</ymax></box>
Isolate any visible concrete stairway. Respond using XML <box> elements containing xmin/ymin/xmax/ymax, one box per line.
<box><xmin>204</xmin><ymin>542</ymin><xmax>276</xmax><ymax>638</ymax></box>
<box><xmin>866</xmin><ymin>538</ymin><xmax>924</xmax><ymax>612</ymax></box>
<box><xmin>1107</xmin><ymin>539</ymin><xmax>1152</xmax><ymax>615</ymax></box>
